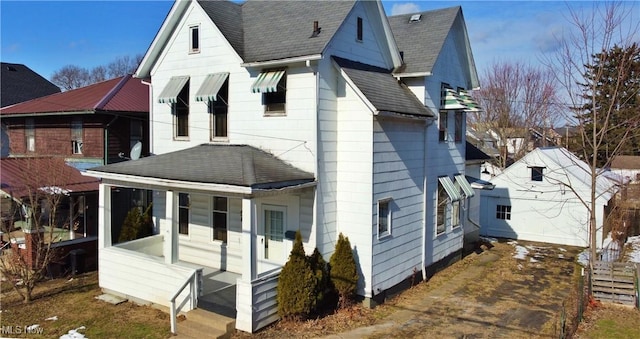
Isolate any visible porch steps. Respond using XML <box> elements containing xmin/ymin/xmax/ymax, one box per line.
<box><xmin>175</xmin><ymin>308</ymin><xmax>235</xmax><ymax>339</ymax></box>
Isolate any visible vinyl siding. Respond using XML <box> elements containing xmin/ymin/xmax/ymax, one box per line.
<box><xmin>371</xmin><ymin>118</ymin><xmax>425</xmax><ymax>292</ymax></box>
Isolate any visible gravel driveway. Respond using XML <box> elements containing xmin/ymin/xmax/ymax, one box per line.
<box><xmin>325</xmin><ymin>239</ymin><xmax>582</xmax><ymax>339</ymax></box>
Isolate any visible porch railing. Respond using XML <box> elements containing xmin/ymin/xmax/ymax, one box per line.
<box><xmin>170</xmin><ymin>268</ymin><xmax>203</xmax><ymax>334</ymax></box>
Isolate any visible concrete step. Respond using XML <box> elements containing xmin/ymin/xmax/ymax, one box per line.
<box><xmin>174</xmin><ymin>308</ymin><xmax>235</xmax><ymax>339</ymax></box>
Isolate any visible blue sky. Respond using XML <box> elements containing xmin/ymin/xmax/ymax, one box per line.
<box><xmin>0</xmin><ymin>1</ymin><xmax>635</xmax><ymax>82</ymax></box>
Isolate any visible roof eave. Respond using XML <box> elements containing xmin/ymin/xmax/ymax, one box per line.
<box><xmin>376</xmin><ymin>110</ymin><xmax>434</xmax><ymax>120</ymax></box>
<box><xmin>0</xmin><ymin>110</ymin><xmax>97</xmax><ymax>118</ymax></box>
<box><xmin>241</xmin><ymin>54</ymin><xmax>322</xmax><ymax>68</ymax></box>
<box><xmin>392</xmin><ymin>71</ymin><xmax>432</xmax><ymax>78</ymax></box>
<box><xmin>135</xmin><ymin>0</ymin><xmax>191</xmax><ymax>78</ymax></box>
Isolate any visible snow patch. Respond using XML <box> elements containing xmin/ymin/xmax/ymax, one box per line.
<box><xmin>60</xmin><ymin>326</ymin><xmax>87</xmax><ymax>339</ymax></box>
<box><xmin>480</xmin><ymin>236</ymin><xmax>498</xmax><ymax>243</ymax></box>
<box><xmin>513</xmin><ymin>245</ymin><xmax>529</xmax><ymax>260</ymax></box>
<box><xmin>577</xmin><ymin>250</ymin><xmax>590</xmax><ymax>267</ymax></box>
<box><xmin>46</xmin><ymin>316</ymin><xmax>58</xmax><ymax>321</ymax></box>
<box><xmin>625</xmin><ymin>235</ymin><xmax>640</xmax><ymax>263</ymax></box>
<box><xmin>26</xmin><ymin>324</ymin><xmax>39</xmax><ymax>331</ymax></box>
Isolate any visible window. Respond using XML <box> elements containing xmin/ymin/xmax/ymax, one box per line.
<box><xmin>25</xmin><ymin>118</ymin><xmax>35</xmax><ymax>152</ymax></box>
<box><xmin>209</xmin><ymin>78</ymin><xmax>228</xmax><ymax>139</ymax></box>
<box><xmin>173</xmin><ymin>80</ymin><xmax>190</xmax><ymax>138</ymax></box>
<box><xmin>71</xmin><ymin>118</ymin><xmax>83</xmax><ymax>154</ymax></box>
<box><xmin>263</xmin><ymin>72</ymin><xmax>286</xmax><ymax>115</ymax></box>
<box><xmin>189</xmin><ymin>25</ymin><xmax>199</xmax><ymax>53</ymax></box>
<box><xmin>212</xmin><ymin>196</ymin><xmax>228</xmax><ymax>242</ymax></box>
<box><xmin>530</xmin><ymin>166</ymin><xmax>544</xmax><ymax>181</ymax></box>
<box><xmin>454</xmin><ymin>111</ymin><xmax>463</xmax><ymax>143</ymax></box>
<box><xmin>496</xmin><ymin>205</ymin><xmax>511</xmax><ymax>220</ymax></box>
<box><xmin>378</xmin><ymin>199</ymin><xmax>391</xmax><ymax>238</ymax></box>
<box><xmin>178</xmin><ymin>193</ymin><xmax>190</xmax><ymax>235</ymax></box>
<box><xmin>356</xmin><ymin>17</ymin><xmax>363</xmax><ymax>41</ymax></box>
<box><xmin>439</xmin><ymin>111</ymin><xmax>448</xmax><ymax>142</ymax></box>
<box><xmin>436</xmin><ymin>180</ymin><xmax>449</xmax><ymax>234</ymax></box>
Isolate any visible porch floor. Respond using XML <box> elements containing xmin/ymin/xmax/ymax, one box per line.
<box><xmin>198</xmin><ymin>266</ymin><xmax>240</xmax><ymax>318</ymax></box>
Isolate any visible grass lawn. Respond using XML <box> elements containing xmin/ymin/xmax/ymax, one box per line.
<box><xmin>0</xmin><ymin>272</ymin><xmax>171</xmax><ymax>338</ymax></box>
<box><xmin>575</xmin><ymin>304</ymin><xmax>640</xmax><ymax>339</ymax></box>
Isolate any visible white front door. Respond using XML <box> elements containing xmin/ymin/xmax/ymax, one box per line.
<box><xmin>258</xmin><ymin>205</ymin><xmax>287</xmax><ymax>274</ymax></box>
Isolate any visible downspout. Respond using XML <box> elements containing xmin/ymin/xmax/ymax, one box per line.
<box><xmin>421</xmin><ymin>117</ymin><xmax>435</xmax><ymax>281</ymax></box>
<box><xmin>141</xmin><ymin>79</ymin><xmax>153</xmax><ymax>155</ymax></box>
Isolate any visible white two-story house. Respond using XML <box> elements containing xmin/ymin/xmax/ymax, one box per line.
<box><xmin>84</xmin><ymin>0</ymin><xmax>479</xmax><ymax>333</ymax></box>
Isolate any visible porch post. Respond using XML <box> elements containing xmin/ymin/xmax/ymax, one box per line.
<box><xmin>69</xmin><ymin>196</ymin><xmax>75</xmax><ymax>240</ymax></box>
<box><xmin>98</xmin><ymin>183</ymin><xmax>111</xmax><ymax>249</ymax></box>
<box><xmin>241</xmin><ymin>198</ymin><xmax>256</xmax><ymax>280</ymax></box>
<box><xmin>164</xmin><ymin>190</ymin><xmax>178</xmax><ymax>264</ymax></box>
<box><xmin>237</xmin><ymin>197</ymin><xmax>257</xmax><ymax>333</ymax></box>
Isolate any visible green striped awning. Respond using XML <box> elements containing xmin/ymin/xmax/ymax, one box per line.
<box><xmin>439</xmin><ymin>176</ymin><xmax>461</xmax><ymax>201</ymax></box>
<box><xmin>158</xmin><ymin>76</ymin><xmax>189</xmax><ymax>104</ymax></box>
<box><xmin>441</xmin><ymin>88</ymin><xmax>466</xmax><ymax>110</ymax></box>
<box><xmin>454</xmin><ymin>174</ymin><xmax>475</xmax><ymax>198</ymax></box>
<box><xmin>195</xmin><ymin>72</ymin><xmax>229</xmax><ymax>102</ymax></box>
<box><xmin>251</xmin><ymin>70</ymin><xmax>285</xmax><ymax>93</ymax></box>
<box><xmin>458</xmin><ymin>90</ymin><xmax>482</xmax><ymax>112</ymax></box>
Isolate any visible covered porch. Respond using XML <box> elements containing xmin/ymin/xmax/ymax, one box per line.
<box><xmin>84</xmin><ymin>144</ymin><xmax>316</xmax><ymax>333</ymax></box>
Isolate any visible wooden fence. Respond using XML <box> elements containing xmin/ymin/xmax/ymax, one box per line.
<box><xmin>591</xmin><ymin>261</ymin><xmax>639</xmax><ymax>307</ymax></box>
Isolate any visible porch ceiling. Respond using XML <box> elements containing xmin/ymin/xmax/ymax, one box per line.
<box><xmin>84</xmin><ymin>144</ymin><xmax>315</xmax><ymax>191</ymax></box>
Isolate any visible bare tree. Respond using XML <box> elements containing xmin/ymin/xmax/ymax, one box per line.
<box><xmin>0</xmin><ymin>157</ymin><xmax>80</xmax><ymax>303</ymax></box>
<box><xmin>50</xmin><ymin>65</ymin><xmax>90</xmax><ymax>91</ymax></box>
<box><xmin>89</xmin><ymin>65</ymin><xmax>108</xmax><ymax>84</ymax></box>
<box><xmin>545</xmin><ymin>1</ymin><xmax>639</xmax><ymax>264</ymax></box>
<box><xmin>50</xmin><ymin>54</ymin><xmax>143</xmax><ymax>90</ymax></box>
<box><xmin>471</xmin><ymin>61</ymin><xmax>561</xmax><ymax>167</ymax></box>
<box><xmin>107</xmin><ymin>54</ymin><xmax>143</xmax><ymax>78</ymax></box>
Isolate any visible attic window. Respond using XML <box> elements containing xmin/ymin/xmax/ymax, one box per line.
<box><xmin>409</xmin><ymin>14</ymin><xmax>421</xmax><ymax>23</ymax></box>
<box><xmin>189</xmin><ymin>25</ymin><xmax>200</xmax><ymax>53</ymax></box>
<box><xmin>7</xmin><ymin>65</ymin><xmax>17</xmax><ymax>72</ymax></box>
<box><xmin>530</xmin><ymin>166</ymin><xmax>545</xmax><ymax>182</ymax></box>
<box><xmin>356</xmin><ymin>17</ymin><xmax>363</xmax><ymax>41</ymax></box>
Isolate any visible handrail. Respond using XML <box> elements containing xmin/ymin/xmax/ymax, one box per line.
<box><xmin>170</xmin><ymin>268</ymin><xmax>201</xmax><ymax>334</ymax></box>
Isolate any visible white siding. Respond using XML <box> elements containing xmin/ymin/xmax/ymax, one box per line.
<box><xmin>325</xmin><ymin>2</ymin><xmax>389</xmax><ymax>69</ymax></box>
<box><xmin>99</xmin><ymin>247</ymin><xmax>196</xmax><ymax>310</ymax></box>
<box><xmin>334</xmin><ymin>71</ymin><xmax>374</xmax><ymax>297</ymax></box>
<box><xmin>371</xmin><ymin>118</ymin><xmax>425</xmax><ymax>293</ymax></box>
<box><xmin>150</xmin><ymin>2</ymin><xmax>316</xmax><ymax>174</ymax></box>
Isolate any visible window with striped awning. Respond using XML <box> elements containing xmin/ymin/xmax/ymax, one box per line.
<box><xmin>195</xmin><ymin>73</ymin><xmax>229</xmax><ymax>102</ymax></box>
<box><xmin>158</xmin><ymin>76</ymin><xmax>190</xmax><ymax>104</ymax></box>
<box><xmin>250</xmin><ymin>70</ymin><xmax>285</xmax><ymax>93</ymax></box>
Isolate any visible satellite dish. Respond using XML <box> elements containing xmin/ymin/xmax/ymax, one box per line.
<box><xmin>130</xmin><ymin>141</ymin><xmax>142</xmax><ymax>160</ymax></box>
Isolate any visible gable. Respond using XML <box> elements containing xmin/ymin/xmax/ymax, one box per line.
<box><xmin>390</xmin><ymin>7</ymin><xmax>479</xmax><ymax>89</ymax></box>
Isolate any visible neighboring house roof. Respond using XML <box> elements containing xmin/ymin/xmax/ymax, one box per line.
<box><xmin>86</xmin><ymin>144</ymin><xmax>315</xmax><ymax>190</ymax></box>
<box><xmin>1</xmin><ymin>62</ymin><xmax>61</xmax><ymax>107</ymax></box>
<box><xmin>388</xmin><ymin>7</ymin><xmax>479</xmax><ymax>88</ymax></box>
<box><xmin>0</xmin><ymin>75</ymin><xmax>148</xmax><ymax>116</ymax></box>
<box><xmin>611</xmin><ymin>155</ymin><xmax>640</xmax><ymax>170</ymax></box>
<box><xmin>333</xmin><ymin>56</ymin><xmax>434</xmax><ymax>118</ymax></box>
<box><xmin>137</xmin><ymin>0</ymin><xmax>402</xmax><ymax>77</ymax></box>
<box><xmin>0</xmin><ymin>157</ymin><xmax>99</xmax><ymax>199</ymax></box>
<box><xmin>466</xmin><ymin>141</ymin><xmax>491</xmax><ymax>162</ymax></box>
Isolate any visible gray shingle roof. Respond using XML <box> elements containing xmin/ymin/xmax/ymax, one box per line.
<box><xmin>199</xmin><ymin>0</ymin><xmax>356</xmax><ymax>62</ymax></box>
<box><xmin>1</xmin><ymin>62</ymin><xmax>60</xmax><ymax>107</ymax></box>
<box><xmin>89</xmin><ymin>144</ymin><xmax>315</xmax><ymax>189</ymax></box>
<box><xmin>197</xmin><ymin>0</ymin><xmax>244</xmax><ymax>58</ymax></box>
<box><xmin>388</xmin><ymin>7</ymin><xmax>460</xmax><ymax>75</ymax></box>
<box><xmin>333</xmin><ymin>56</ymin><xmax>434</xmax><ymax>117</ymax></box>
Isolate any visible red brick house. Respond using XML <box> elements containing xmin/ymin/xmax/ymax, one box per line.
<box><xmin>0</xmin><ymin>76</ymin><xmax>150</xmax><ymax>271</ymax></box>
<box><xmin>0</xmin><ymin>75</ymin><xmax>149</xmax><ymax>167</ymax></box>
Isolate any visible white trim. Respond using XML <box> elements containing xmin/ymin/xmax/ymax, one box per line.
<box><xmin>392</xmin><ymin>71</ymin><xmax>432</xmax><ymax>78</ymax></box>
<box><xmin>377</xmin><ymin>198</ymin><xmax>392</xmax><ymax>239</ymax></box>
